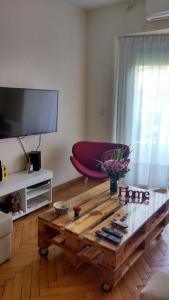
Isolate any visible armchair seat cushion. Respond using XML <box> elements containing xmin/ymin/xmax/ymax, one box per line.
<box><xmin>70</xmin><ymin>156</ymin><xmax>108</xmax><ymax>180</ymax></box>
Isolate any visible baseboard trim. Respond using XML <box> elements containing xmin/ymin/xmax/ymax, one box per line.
<box><xmin>53</xmin><ymin>176</ymin><xmax>83</xmax><ymax>192</ymax></box>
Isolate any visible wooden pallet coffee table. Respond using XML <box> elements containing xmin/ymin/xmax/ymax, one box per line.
<box><xmin>38</xmin><ymin>181</ymin><xmax>169</xmax><ymax>291</ymax></box>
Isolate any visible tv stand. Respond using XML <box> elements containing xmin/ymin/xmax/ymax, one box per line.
<box><xmin>0</xmin><ymin>169</ymin><xmax>53</xmax><ymax>220</ymax></box>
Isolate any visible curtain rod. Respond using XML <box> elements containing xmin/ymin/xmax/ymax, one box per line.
<box><xmin>118</xmin><ymin>32</ymin><xmax>169</xmax><ymax>38</ymax></box>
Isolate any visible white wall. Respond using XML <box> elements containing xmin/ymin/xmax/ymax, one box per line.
<box><xmin>0</xmin><ymin>0</ymin><xmax>86</xmax><ymax>186</ymax></box>
<box><xmin>86</xmin><ymin>0</ymin><xmax>169</xmax><ymax>141</ymax></box>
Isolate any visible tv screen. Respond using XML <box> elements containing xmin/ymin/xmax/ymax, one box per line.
<box><xmin>0</xmin><ymin>87</ymin><xmax>59</xmax><ymax>139</ymax></box>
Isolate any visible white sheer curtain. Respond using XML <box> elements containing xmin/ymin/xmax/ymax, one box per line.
<box><xmin>114</xmin><ymin>34</ymin><xmax>169</xmax><ymax>188</ymax></box>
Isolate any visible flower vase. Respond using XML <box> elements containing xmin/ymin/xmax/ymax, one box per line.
<box><xmin>110</xmin><ymin>179</ymin><xmax>117</xmax><ymax>194</ymax></box>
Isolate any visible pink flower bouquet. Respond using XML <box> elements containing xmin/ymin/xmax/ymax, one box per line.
<box><xmin>100</xmin><ymin>148</ymin><xmax>130</xmax><ymax>182</ymax></box>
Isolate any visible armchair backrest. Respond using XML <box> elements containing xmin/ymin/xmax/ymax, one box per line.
<box><xmin>72</xmin><ymin>141</ymin><xmax>129</xmax><ymax>170</ymax></box>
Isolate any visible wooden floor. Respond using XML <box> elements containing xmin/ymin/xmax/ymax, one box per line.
<box><xmin>1</xmin><ymin>178</ymin><xmax>169</xmax><ymax>300</ymax></box>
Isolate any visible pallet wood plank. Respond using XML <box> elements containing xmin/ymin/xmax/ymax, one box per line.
<box><xmin>39</xmin><ymin>181</ymin><xmax>109</xmax><ymax>223</ymax></box>
<box><xmin>66</xmin><ymin>198</ymin><xmax>120</xmax><ymax>234</ymax></box>
<box><xmin>53</xmin><ymin>189</ymin><xmax>115</xmax><ymax>229</ymax></box>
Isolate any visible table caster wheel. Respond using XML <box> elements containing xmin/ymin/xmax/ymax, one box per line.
<box><xmin>39</xmin><ymin>248</ymin><xmax>49</xmax><ymax>256</ymax></box>
<box><xmin>101</xmin><ymin>282</ymin><xmax>113</xmax><ymax>292</ymax></box>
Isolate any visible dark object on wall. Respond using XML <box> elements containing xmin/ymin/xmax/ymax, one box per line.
<box><xmin>0</xmin><ymin>87</ymin><xmax>59</xmax><ymax>139</ymax></box>
<box><xmin>29</xmin><ymin>151</ymin><xmax>41</xmax><ymax>171</ymax></box>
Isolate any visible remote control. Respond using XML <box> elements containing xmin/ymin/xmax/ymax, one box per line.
<box><xmin>111</xmin><ymin>219</ymin><xmax>128</xmax><ymax>229</ymax></box>
<box><xmin>95</xmin><ymin>230</ymin><xmax>121</xmax><ymax>244</ymax></box>
<box><xmin>101</xmin><ymin>227</ymin><xmax>123</xmax><ymax>239</ymax></box>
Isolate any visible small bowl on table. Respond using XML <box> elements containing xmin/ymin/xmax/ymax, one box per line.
<box><xmin>53</xmin><ymin>201</ymin><xmax>69</xmax><ymax>215</ymax></box>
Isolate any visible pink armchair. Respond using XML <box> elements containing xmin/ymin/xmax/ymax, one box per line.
<box><xmin>70</xmin><ymin>141</ymin><xmax>129</xmax><ymax>180</ymax></box>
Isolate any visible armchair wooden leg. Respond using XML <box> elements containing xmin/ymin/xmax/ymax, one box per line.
<box><xmin>82</xmin><ymin>177</ymin><xmax>88</xmax><ymax>193</ymax></box>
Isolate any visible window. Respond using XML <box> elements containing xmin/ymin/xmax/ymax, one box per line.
<box><xmin>115</xmin><ymin>34</ymin><xmax>169</xmax><ymax>187</ymax></box>
<box><xmin>135</xmin><ymin>65</ymin><xmax>169</xmax><ymax>147</ymax></box>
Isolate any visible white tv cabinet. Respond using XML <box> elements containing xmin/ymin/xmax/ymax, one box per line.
<box><xmin>0</xmin><ymin>169</ymin><xmax>53</xmax><ymax>220</ymax></box>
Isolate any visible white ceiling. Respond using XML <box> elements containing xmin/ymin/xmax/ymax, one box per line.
<box><xmin>66</xmin><ymin>0</ymin><xmax>128</xmax><ymax>10</ymax></box>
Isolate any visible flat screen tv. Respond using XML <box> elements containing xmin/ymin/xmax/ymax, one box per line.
<box><xmin>0</xmin><ymin>87</ymin><xmax>59</xmax><ymax>139</ymax></box>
